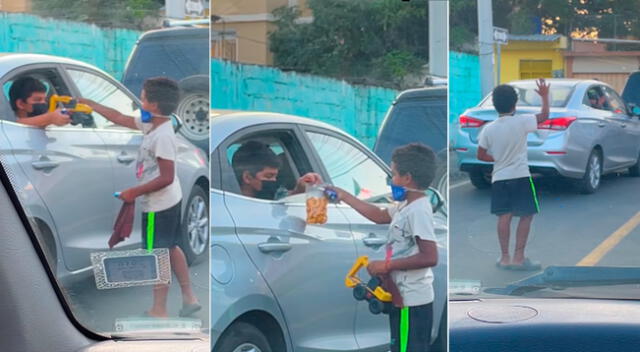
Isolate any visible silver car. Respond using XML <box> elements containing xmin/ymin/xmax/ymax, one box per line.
<box><xmin>211</xmin><ymin>112</ymin><xmax>448</xmax><ymax>352</ymax></box>
<box><xmin>455</xmin><ymin>79</ymin><xmax>640</xmax><ymax>193</ymax></box>
<box><xmin>0</xmin><ymin>53</ymin><xmax>209</xmax><ymax>282</ymax></box>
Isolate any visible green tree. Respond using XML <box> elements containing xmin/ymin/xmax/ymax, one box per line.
<box><xmin>269</xmin><ymin>0</ymin><xmax>428</xmax><ymax>89</ymax></box>
<box><xmin>31</xmin><ymin>0</ymin><xmax>163</xmax><ymax>30</ymax></box>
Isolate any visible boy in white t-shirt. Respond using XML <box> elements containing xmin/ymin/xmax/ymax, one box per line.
<box><xmin>330</xmin><ymin>143</ymin><xmax>438</xmax><ymax>352</ymax></box>
<box><xmin>80</xmin><ymin>77</ymin><xmax>200</xmax><ymax>318</ymax></box>
<box><xmin>477</xmin><ymin>78</ymin><xmax>550</xmax><ymax>271</ymax></box>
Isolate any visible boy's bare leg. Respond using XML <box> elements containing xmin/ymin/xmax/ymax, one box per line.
<box><xmin>497</xmin><ymin>213</ymin><xmax>513</xmax><ymax>265</ymax></box>
<box><xmin>148</xmin><ymin>284</ymin><xmax>170</xmax><ymax>317</ymax></box>
<box><xmin>513</xmin><ymin>215</ymin><xmax>534</xmax><ymax>265</ymax></box>
<box><xmin>170</xmin><ymin>246</ymin><xmax>199</xmax><ymax>305</ymax></box>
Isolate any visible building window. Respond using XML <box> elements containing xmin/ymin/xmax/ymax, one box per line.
<box><xmin>520</xmin><ymin>60</ymin><xmax>552</xmax><ymax>79</ymax></box>
<box><xmin>212</xmin><ymin>30</ymin><xmax>238</xmax><ymax>61</ymax></box>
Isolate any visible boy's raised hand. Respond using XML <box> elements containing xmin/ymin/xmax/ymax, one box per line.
<box><xmin>535</xmin><ymin>78</ymin><xmax>550</xmax><ymax>98</ymax></box>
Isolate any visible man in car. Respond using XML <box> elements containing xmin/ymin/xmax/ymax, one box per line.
<box><xmin>8</xmin><ymin>76</ymin><xmax>70</xmax><ymax>127</ymax></box>
<box><xmin>477</xmin><ymin>78</ymin><xmax>550</xmax><ymax>271</ymax></box>
<box><xmin>231</xmin><ymin>140</ymin><xmax>322</xmax><ymax>200</ymax></box>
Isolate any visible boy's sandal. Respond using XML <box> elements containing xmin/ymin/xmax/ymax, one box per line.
<box><xmin>495</xmin><ymin>259</ymin><xmax>512</xmax><ymax>270</ymax></box>
<box><xmin>509</xmin><ymin>258</ymin><xmax>542</xmax><ymax>271</ymax></box>
<box><xmin>179</xmin><ymin>303</ymin><xmax>202</xmax><ymax>317</ymax></box>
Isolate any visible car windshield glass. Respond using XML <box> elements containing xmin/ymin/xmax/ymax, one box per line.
<box><xmin>479</xmin><ymin>81</ymin><xmax>575</xmax><ymax>108</ymax></box>
<box><xmin>0</xmin><ymin>3</ymin><xmax>210</xmax><ymax>339</ymax></box>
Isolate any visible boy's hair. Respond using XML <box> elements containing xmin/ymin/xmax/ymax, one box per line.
<box><xmin>9</xmin><ymin>76</ymin><xmax>47</xmax><ymax>112</ymax></box>
<box><xmin>231</xmin><ymin>141</ymin><xmax>282</xmax><ymax>184</ymax></box>
<box><xmin>392</xmin><ymin>143</ymin><xmax>437</xmax><ymax>190</ymax></box>
<box><xmin>143</xmin><ymin>77</ymin><xmax>180</xmax><ymax>116</ymax></box>
<box><xmin>492</xmin><ymin>84</ymin><xmax>518</xmax><ymax>114</ymax></box>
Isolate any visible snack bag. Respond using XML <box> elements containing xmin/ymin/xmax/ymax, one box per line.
<box><xmin>306</xmin><ymin>184</ymin><xmax>329</xmax><ymax>224</ymax></box>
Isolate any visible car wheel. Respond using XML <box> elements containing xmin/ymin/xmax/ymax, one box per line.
<box><xmin>216</xmin><ymin>322</ymin><xmax>272</xmax><ymax>352</ymax></box>
<box><xmin>578</xmin><ymin>150</ymin><xmax>602</xmax><ymax>194</ymax></box>
<box><xmin>180</xmin><ymin>185</ymin><xmax>209</xmax><ymax>265</ymax></box>
<box><xmin>468</xmin><ymin>170</ymin><xmax>491</xmax><ymax>189</ymax></box>
<box><xmin>176</xmin><ymin>91</ymin><xmax>209</xmax><ymax>150</ymax></box>
<box><xmin>628</xmin><ymin>151</ymin><xmax>640</xmax><ymax>177</ymax></box>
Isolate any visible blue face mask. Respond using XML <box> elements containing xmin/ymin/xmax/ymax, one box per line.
<box><xmin>141</xmin><ymin>109</ymin><xmax>153</xmax><ymax>123</ymax></box>
<box><xmin>391</xmin><ymin>184</ymin><xmax>407</xmax><ymax>201</ymax></box>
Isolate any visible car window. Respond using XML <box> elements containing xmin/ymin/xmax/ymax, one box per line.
<box><xmin>479</xmin><ymin>82</ymin><xmax>574</xmax><ymax>108</ymax></box>
<box><xmin>603</xmin><ymin>86</ymin><xmax>627</xmax><ymax>114</ymax></box>
<box><xmin>221</xmin><ymin>130</ymin><xmax>312</xmax><ymax>201</ymax></box>
<box><xmin>306</xmin><ymin>131</ymin><xmax>390</xmax><ymax>202</ymax></box>
<box><xmin>584</xmin><ymin>86</ymin><xmax>612</xmax><ymax>111</ymax></box>
<box><xmin>67</xmin><ymin>69</ymin><xmax>139</xmax><ymax>129</ymax></box>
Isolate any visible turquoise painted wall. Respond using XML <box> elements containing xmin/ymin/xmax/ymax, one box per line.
<box><xmin>0</xmin><ymin>12</ymin><xmax>141</xmax><ymax>79</ymax></box>
<box><xmin>211</xmin><ymin>59</ymin><xmax>399</xmax><ymax>148</ymax></box>
<box><xmin>450</xmin><ymin>51</ymin><xmax>482</xmax><ymax>145</ymax></box>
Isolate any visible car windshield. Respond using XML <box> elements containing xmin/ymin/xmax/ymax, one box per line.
<box><xmin>479</xmin><ymin>81</ymin><xmax>576</xmax><ymax>108</ymax></box>
<box><xmin>0</xmin><ymin>2</ymin><xmax>210</xmax><ymax>339</ymax></box>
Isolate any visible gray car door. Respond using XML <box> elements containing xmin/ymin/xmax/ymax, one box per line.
<box><xmin>302</xmin><ymin>128</ymin><xmax>392</xmax><ymax>351</ymax></box>
<box><xmin>63</xmin><ymin>67</ymin><xmax>144</xmax><ymax>250</ymax></box>
<box><xmin>0</xmin><ymin>66</ymin><xmax>115</xmax><ymax>272</ymax></box>
<box><xmin>604</xmin><ymin>86</ymin><xmax>640</xmax><ymax>165</ymax></box>
<box><xmin>219</xmin><ymin>125</ymin><xmax>360</xmax><ymax>352</ymax></box>
<box><xmin>585</xmin><ymin>85</ymin><xmax>626</xmax><ymax>170</ymax></box>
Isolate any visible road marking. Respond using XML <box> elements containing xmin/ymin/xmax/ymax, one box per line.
<box><xmin>450</xmin><ymin>180</ymin><xmax>471</xmax><ymax>190</ymax></box>
<box><xmin>576</xmin><ymin>210</ymin><xmax>640</xmax><ymax>266</ymax></box>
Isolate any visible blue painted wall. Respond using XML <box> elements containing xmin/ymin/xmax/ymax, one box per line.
<box><xmin>0</xmin><ymin>12</ymin><xmax>141</xmax><ymax>79</ymax></box>
<box><xmin>211</xmin><ymin>59</ymin><xmax>399</xmax><ymax>148</ymax></box>
<box><xmin>450</xmin><ymin>51</ymin><xmax>482</xmax><ymax>145</ymax></box>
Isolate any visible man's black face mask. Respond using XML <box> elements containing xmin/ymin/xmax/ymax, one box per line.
<box><xmin>255</xmin><ymin>180</ymin><xmax>279</xmax><ymax>200</ymax></box>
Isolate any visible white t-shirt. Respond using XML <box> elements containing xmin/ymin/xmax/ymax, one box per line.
<box><xmin>134</xmin><ymin>116</ymin><xmax>182</xmax><ymax>212</ymax></box>
<box><xmin>386</xmin><ymin>197</ymin><xmax>437</xmax><ymax>307</ymax></box>
<box><xmin>478</xmin><ymin>114</ymin><xmax>538</xmax><ymax>183</ymax></box>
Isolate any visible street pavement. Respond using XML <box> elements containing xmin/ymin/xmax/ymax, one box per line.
<box><xmin>450</xmin><ymin>171</ymin><xmax>640</xmax><ymax>291</ymax></box>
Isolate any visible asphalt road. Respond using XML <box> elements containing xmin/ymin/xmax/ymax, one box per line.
<box><xmin>63</xmin><ymin>257</ymin><xmax>209</xmax><ymax>334</ymax></box>
<box><xmin>450</xmin><ymin>172</ymin><xmax>640</xmax><ymax>291</ymax></box>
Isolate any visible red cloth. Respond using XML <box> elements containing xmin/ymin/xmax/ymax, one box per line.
<box><xmin>108</xmin><ymin>202</ymin><xmax>135</xmax><ymax>249</ymax></box>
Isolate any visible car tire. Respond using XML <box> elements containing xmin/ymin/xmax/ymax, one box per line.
<box><xmin>578</xmin><ymin>150</ymin><xmax>602</xmax><ymax>194</ymax></box>
<box><xmin>628</xmin><ymin>151</ymin><xmax>640</xmax><ymax>177</ymax></box>
<box><xmin>176</xmin><ymin>86</ymin><xmax>209</xmax><ymax>151</ymax></box>
<box><xmin>180</xmin><ymin>185</ymin><xmax>209</xmax><ymax>265</ymax></box>
<box><xmin>469</xmin><ymin>170</ymin><xmax>491</xmax><ymax>189</ymax></box>
<box><xmin>216</xmin><ymin>321</ymin><xmax>272</xmax><ymax>352</ymax></box>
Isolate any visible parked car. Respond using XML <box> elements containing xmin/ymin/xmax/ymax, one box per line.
<box><xmin>122</xmin><ymin>26</ymin><xmax>209</xmax><ymax>151</ymax></box>
<box><xmin>0</xmin><ymin>53</ymin><xmax>210</xmax><ymax>282</ymax></box>
<box><xmin>455</xmin><ymin>79</ymin><xmax>640</xmax><ymax>194</ymax></box>
<box><xmin>211</xmin><ymin>112</ymin><xmax>448</xmax><ymax>352</ymax></box>
<box><xmin>374</xmin><ymin>86</ymin><xmax>448</xmax><ymax>197</ymax></box>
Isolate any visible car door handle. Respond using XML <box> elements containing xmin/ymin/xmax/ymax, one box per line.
<box><xmin>31</xmin><ymin>159</ymin><xmax>59</xmax><ymax>170</ymax></box>
<box><xmin>621</xmin><ymin>124</ymin><xmax>627</xmax><ymax>128</ymax></box>
<box><xmin>258</xmin><ymin>242</ymin><xmax>292</xmax><ymax>253</ymax></box>
<box><xmin>598</xmin><ymin>123</ymin><xmax>606</xmax><ymax>128</ymax></box>
<box><xmin>363</xmin><ymin>236</ymin><xmax>387</xmax><ymax>247</ymax></box>
<box><xmin>117</xmin><ymin>154</ymin><xmax>136</xmax><ymax>164</ymax></box>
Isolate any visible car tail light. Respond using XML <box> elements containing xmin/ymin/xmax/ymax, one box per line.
<box><xmin>538</xmin><ymin>117</ymin><xmax>577</xmax><ymax>131</ymax></box>
<box><xmin>460</xmin><ymin>115</ymin><xmax>486</xmax><ymax>128</ymax></box>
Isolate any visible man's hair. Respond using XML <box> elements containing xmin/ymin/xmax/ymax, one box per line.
<box><xmin>231</xmin><ymin>141</ymin><xmax>281</xmax><ymax>184</ymax></box>
<box><xmin>392</xmin><ymin>143</ymin><xmax>437</xmax><ymax>190</ymax></box>
<box><xmin>143</xmin><ymin>77</ymin><xmax>180</xmax><ymax>115</ymax></box>
<box><xmin>9</xmin><ymin>76</ymin><xmax>47</xmax><ymax>112</ymax></box>
<box><xmin>492</xmin><ymin>84</ymin><xmax>518</xmax><ymax>114</ymax></box>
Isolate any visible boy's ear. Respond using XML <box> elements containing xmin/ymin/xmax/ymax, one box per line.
<box><xmin>15</xmin><ymin>98</ymin><xmax>28</xmax><ymax>111</ymax></box>
<box><xmin>242</xmin><ymin>170</ymin><xmax>253</xmax><ymax>185</ymax></box>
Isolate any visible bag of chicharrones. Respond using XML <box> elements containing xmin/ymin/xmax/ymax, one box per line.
<box><xmin>306</xmin><ymin>184</ymin><xmax>329</xmax><ymax>224</ymax></box>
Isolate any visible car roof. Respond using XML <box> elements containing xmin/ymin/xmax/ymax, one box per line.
<box><xmin>0</xmin><ymin>53</ymin><xmax>104</xmax><ymax>77</ymax></box>
<box><xmin>137</xmin><ymin>27</ymin><xmax>208</xmax><ymax>41</ymax></box>
<box><xmin>210</xmin><ymin>112</ymin><xmax>350</xmax><ymax>151</ymax></box>
<box><xmin>395</xmin><ymin>86</ymin><xmax>447</xmax><ymax>102</ymax></box>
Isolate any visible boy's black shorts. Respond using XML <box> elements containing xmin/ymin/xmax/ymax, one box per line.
<box><xmin>141</xmin><ymin>200</ymin><xmax>182</xmax><ymax>249</ymax></box>
<box><xmin>389</xmin><ymin>303</ymin><xmax>433</xmax><ymax>352</ymax></box>
<box><xmin>491</xmin><ymin>177</ymin><xmax>539</xmax><ymax>216</ymax></box>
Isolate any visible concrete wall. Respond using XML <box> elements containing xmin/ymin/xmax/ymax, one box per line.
<box><xmin>211</xmin><ymin>59</ymin><xmax>398</xmax><ymax>148</ymax></box>
<box><xmin>0</xmin><ymin>12</ymin><xmax>141</xmax><ymax>79</ymax></box>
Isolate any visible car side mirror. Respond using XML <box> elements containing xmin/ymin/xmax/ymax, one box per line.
<box><xmin>171</xmin><ymin>113</ymin><xmax>183</xmax><ymax>133</ymax></box>
<box><xmin>629</xmin><ymin>103</ymin><xmax>640</xmax><ymax>117</ymax></box>
<box><xmin>426</xmin><ymin>187</ymin><xmax>444</xmax><ymax>214</ymax></box>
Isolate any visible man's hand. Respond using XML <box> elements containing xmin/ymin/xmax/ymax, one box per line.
<box><xmin>367</xmin><ymin>260</ymin><xmax>389</xmax><ymax>276</ymax></box>
<box><xmin>119</xmin><ymin>188</ymin><xmax>138</xmax><ymax>203</ymax></box>
<box><xmin>292</xmin><ymin>172</ymin><xmax>323</xmax><ymax>194</ymax></box>
<box><xmin>49</xmin><ymin>109</ymin><xmax>71</xmax><ymax>126</ymax></box>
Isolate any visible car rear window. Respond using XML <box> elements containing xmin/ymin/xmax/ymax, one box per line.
<box><xmin>479</xmin><ymin>81</ymin><xmax>576</xmax><ymax>108</ymax></box>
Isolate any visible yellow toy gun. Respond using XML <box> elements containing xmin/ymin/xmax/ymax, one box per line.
<box><xmin>49</xmin><ymin>95</ymin><xmax>94</xmax><ymax>127</ymax></box>
<box><xmin>345</xmin><ymin>255</ymin><xmax>394</xmax><ymax>315</ymax></box>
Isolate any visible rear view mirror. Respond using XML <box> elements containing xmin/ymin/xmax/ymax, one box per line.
<box><xmin>630</xmin><ymin>104</ymin><xmax>640</xmax><ymax>117</ymax></box>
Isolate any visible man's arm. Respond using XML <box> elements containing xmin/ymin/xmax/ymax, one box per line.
<box><xmin>78</xmin><ymin>98</ymin><xmax>138</xmax><ymax>130</ymax></box>
<box><xmin>535</xmin><ymin>78</ymin><xmax>551</xmax><ymax>124</ymax></box>
<box><xmin>17</xmin><ymin>109</ymin><xmax>70</xmax><ymax>128</ymax></box>
<box><xmin>119</xmin><ymin>158</ymin><xmax>174</xmax><ymax>202</ymax></box>
<box><xmin>477</xmin><ymin>146</ymin><xmax>495</xmax><ymax>162</ymax></box>
<box><xmin>333</xmin><ymin>187</ymin><xmax>392</xmax><ymax>224</ymax></box>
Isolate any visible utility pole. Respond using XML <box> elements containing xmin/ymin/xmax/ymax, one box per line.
<box><xmin>428</xmin><ymin>0</ymin><xmax>448</xmax><ymax>78</ymax></box>
<box><xmin>478</xmin><ymin>0</ymin><xmax>495</xmax><ymax>96</ymax></box>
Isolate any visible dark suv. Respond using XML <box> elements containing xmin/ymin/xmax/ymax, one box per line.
<box><xmin>123</xmin><ymin>26</ymin><xmax>209</xmax><ymax>151</ymax></box>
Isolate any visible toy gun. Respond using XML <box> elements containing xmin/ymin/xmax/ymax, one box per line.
<box><xmin>49</xmin><ymin>95</ymin><xmax>94</xmax><ymax>127</ymax></box>
<box><xmin>345</xmin><ymin>256</ymin><xmax>403</xmax><ymax>314</ymax></box>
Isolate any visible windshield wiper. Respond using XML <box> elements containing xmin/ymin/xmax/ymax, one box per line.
<box><xmin>486</xmin><ymin>266</ymin><xmax>640</xmax><ymax>296</ymax></box>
